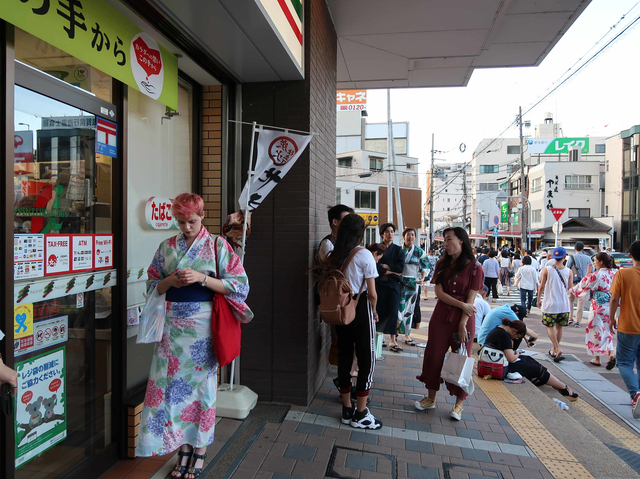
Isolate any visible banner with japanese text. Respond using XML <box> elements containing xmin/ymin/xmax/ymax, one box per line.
<box><xmin>15</xmin><ymin>347</ymin><xmax>66</xmax><ymax>468</ymax></box>
<box><xmin>238</xmin><ymin>128</ymin><xmax>312</xmax><ymax>211</ymax></box>
<box><xmin>1</xmin><ymin>0</ymin><xmax>178</xmax><ymax>109</ymax></box>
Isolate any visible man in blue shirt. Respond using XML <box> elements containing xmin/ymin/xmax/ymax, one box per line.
<box><xmin>477</xmin><ymin>304</ymin><xmax>527</xmax><ymax>345</ymax></box>
<box><xmin>567</xmin><ymin>242</ymin><xmax>592</xmax><ymax>327</ymax></box>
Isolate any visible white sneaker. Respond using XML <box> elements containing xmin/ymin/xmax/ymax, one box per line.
<box><xmin>632</xmin><ymin>392</ymin><xmax>640</xmax><ymax>419</ymax></box>
<box><xmin>506</xmin><ymin>372</ymin><xmax>523</xmax><ymax>380</ymax></box>
<box><xmin>350</xmin><ymin>407</ymin><xmax>383</xmax><ymax>429</ymax></box>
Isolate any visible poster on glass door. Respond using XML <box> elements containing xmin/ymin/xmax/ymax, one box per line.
<box><xmin>15</xmin><ymin>346</ymin><xmax>67</xmax><ymax>468</ymax></box>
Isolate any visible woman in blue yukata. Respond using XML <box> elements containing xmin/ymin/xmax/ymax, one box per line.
<box><xmin>136</xmin><ymin>193</ymin><xmax>252</xmax><ymax>479</ymax></box>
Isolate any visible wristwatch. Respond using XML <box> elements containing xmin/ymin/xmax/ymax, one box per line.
<box><xmin>201</xmin><ymin>274</ymin><xmax>208</xmax><ymax>287</ymax></box>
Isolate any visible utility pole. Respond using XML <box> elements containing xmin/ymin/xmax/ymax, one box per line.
<box><xmin>429</xmin><ymin>134</ymin><xmax>434</xmax><ymax>248</ymax></box>
<box><xmin>387</xmin><ymin>89</ymin><xmax>394</xmax><ymax>225</ymax></box>
<box><xmin>518</xmin><ymin>106</ymin><xmax>528</xmax><ymax>250</ymax></box>
<box><xmin>462</xmin><ymin>164</ymin><xmax>467</xmax><ymax>232</ymax></box>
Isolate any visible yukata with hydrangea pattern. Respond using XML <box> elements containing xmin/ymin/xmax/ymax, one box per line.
<box><xmin>136</xmin><ymin>227</ymin><xmax>252</xmax><ymax>457</ymax></box>
<box><xmin>572</xmin><ymin>268</ymin><xmax>617</xmax><ymax>357</ymax></box>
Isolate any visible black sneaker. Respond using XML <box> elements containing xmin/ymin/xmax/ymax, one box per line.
<box><xmin>350</xmin><ymin>407</ymin><xmax>382</xmax><ymax>429</ymax></box>
<box><xmin>341</xmin><ymin>405</ymin><xmax>356</xmax><ymax>424</ymax></box>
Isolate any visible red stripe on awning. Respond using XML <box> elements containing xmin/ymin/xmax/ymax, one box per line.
<box><xmin>277</xmin><ymin>0</ymin><xmax>303</xmax><ymax>44</ymax></box>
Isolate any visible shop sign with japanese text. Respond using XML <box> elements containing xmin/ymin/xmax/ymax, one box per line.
<box><xmin>336</xmin><ymin>90</ymin><xmax>366</xmax><ymax>111</ymax></box>
<box><xmin>527</xmin><ymin>138</ymin><xmax>590</xmax><ymax>154</ymax></box>
<box><xmin>15</xmin><ymin>347</ymin><xmax>67</xmax><ymax>468</ymax></box>
<box><xmin>0</xmin><ymin>0</ymin><xmax>178</xmax><ymax>109</ymax></box>
<box><xmin>145</xmin><ymin>197</ymin><xmax>178</xmax><ymax>229</ymax></box>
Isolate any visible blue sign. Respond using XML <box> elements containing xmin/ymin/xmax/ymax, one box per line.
<box><xmin>493</xmin><ymin>216</ymin><xmax>499</xmax><ymax>225</ymax></box>
<box><xmin>493</xmin><ymin>227</ymin><xmax>499</xmax><ymax>237</ymax></box>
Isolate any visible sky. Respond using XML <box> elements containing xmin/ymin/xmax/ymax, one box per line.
<box><xmin>363</xmin><ymin>0</ymin><xmax>640</xmax><ymax>174</ymax></box>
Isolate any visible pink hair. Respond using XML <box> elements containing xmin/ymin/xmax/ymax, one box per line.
<box><xmin>172</xmin><ymin>193</ymin><xmax>204</xmax><ymax>218</ymax></box>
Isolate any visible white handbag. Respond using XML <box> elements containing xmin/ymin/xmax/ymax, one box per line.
<box><xmin>497</xmin><ymin>281</ymin><xmax>503</xmax><ymax>295</ymax></box>
<box><xmin>441</xmin><ymin>346</ymin><xmax>475</xmax><ymax>394</ymax></box>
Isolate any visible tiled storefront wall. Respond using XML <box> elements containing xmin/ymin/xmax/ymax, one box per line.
<box><xmin>241</xmin><ymin>0</ymin><xmax>338</xmax><ymax>405</ymax></box>
<box><xmin>202</xmin><ymin>85</ymin><xmax>223</xmax><ymax>233</ymax></box>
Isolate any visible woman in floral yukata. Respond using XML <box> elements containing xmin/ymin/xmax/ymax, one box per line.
<box><xmin>397</xmin><ymin>227</ymin><xmax>428</xmax><ymax>346</ymax></box>
<box><xmin>571</xmin><ymin>252</ymin><xmax>618</xmax><ymax>369</ymax></box>
<box><xmin>136</xmin><ymin>193</ymin><xmax>252</xmax><ymax>479</ymax></box>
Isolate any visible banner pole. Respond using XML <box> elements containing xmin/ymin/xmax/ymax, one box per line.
<box><xmin>239</xmin><ymin>122</ymin><xmax>257</xmax><ymax>265</ymax></box>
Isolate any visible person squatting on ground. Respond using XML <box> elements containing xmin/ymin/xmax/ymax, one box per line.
<box><xmin>398</xmin><ymin>228</ymin><xmax>429</xmax><ymax>346</ymax></box>
<box><xmin>415</xmin><ymin>227</ymin><xmax>484</xmax><ymax>420</ymax></box>
<box><xmin>477</xmin><ymin>303</ymin><xmax>528</xmax><ymax>346</ymax></box>
<box><xmin>482</xmin><ymin>250</ymin><xmax>500</xmax><ymax>302</ymax></box>
<box><xmin>572</xmin><ymin>252</ymin><xmax>617</xmax><ymax>368</ymax></box>
<box><xmin>136</xmin><ymin>193</ymin><xmax>252</xmax><ymax>479</ymax></box>
<box><xmin>609</xmin><ymin>240</ymin><xmax>640</xmax><ymax>418</ymax></box>
<box><xmin>537</xmin><ymin>247</ymin><xmax>573</xmax><ymax>363</ymax></box>
<box><xmin>375</xmin><ymin>223</ymin><xmax>405</xmax><ymax>352</ymax></box>
<box><xmin>515</xmin><ymin>255</ymin><xmax>539</xmax><ymax>314</ymax></box>
<box><xmin>567</xmin><ymin>241</ymin><xmax>593</xmax><ymax>327</ymax></box>
<box><xmin>483</xmin><ymin>319</ymin><xmax>578</xmax><ymax>401</ymax></box>
<box><xmin>316</xmin><ymin>214</ymin><xmax>383</xmax><ymax>429</ymax></box>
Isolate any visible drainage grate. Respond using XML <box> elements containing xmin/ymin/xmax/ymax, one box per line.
<box><xmin>606</xmin><ymin>444</ymin><xmax>640</xmax><ymax>474</ymax></box>
<box><xmin>443</xmin><ymin>463</ymin><xmax>505</xmax><ymax>479</ymax></box>
<box><xmin>326</xmin><ymin>445</ymin><xmax>397</xmax><ymax>479</ymax></box>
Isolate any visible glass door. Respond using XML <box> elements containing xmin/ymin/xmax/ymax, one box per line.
<box><xmin>11</xmin><ymin>77</ymin><xmax>117</xmax><ymax>477</ymax></box>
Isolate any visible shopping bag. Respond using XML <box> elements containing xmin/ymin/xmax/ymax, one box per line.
<box><xmin>441</xmin><ymin>346</ymin><xmax>475</xmax><ymax>393</ymax></box>
<box><xmin>375</xmin><ymin>332</ymin><xmax>384</xmax><ymax>360</ymax></box>
<box><xmin>137</xmin><ymin>288</ymin><xmax>166</xmax><ymax>344</ymax></box>
<box><xmin>497</xmin><ymin>281</ymin><xmax>503</xmax><ymax>295</ymax></box>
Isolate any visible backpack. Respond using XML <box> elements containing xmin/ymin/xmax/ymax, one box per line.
<box><xmin>318</xmin><ymin>247</ymin><xmax>365</xmax><ymax>326</ymax></box>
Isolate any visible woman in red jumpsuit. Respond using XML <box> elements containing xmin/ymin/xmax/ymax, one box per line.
<box><xmin>415</xmin><ymin>227</ymin><xmax>484</xmax><ymax>420</ymax></box>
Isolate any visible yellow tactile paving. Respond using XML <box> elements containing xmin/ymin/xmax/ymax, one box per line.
<box><xmin>573</xmin><ymin>399</ymin><xmax>640</xmax><ymax>452</ymax></box>
<box><xmin>475</xmin><ymin>377</ymin><xmax>595</xmax><ymax>479</ymax></box>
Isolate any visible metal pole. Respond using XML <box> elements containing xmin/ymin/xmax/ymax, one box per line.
<box><xmin>389</xmin><ymin>97</ymin><xmax>404</xmax><ymax>230</ymax></box>
<box><xmin>387</xmin><ymin>89</ymin><xmax>394</xmax><ymax>225</ymax></box>
<box><xmin>519</xmin><ymin>106</ymin><xmax>528</xmax><ymax>250</ymax></box>
<box><xmin>429</xmin><ymin>134</ymin><xmax>434</xmax><ymax>248</ymax></box>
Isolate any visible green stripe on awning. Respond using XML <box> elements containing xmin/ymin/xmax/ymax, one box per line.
<box><xmin>290</xmin><ymin>0</ymin><xmax>302</xmax><ymax>21</ymax></box>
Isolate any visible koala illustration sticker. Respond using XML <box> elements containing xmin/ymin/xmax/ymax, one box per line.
<box><xmin>15</xmin><ymin>346</ymin><xmax>66</xmax><ymax>468</ymax></box>
<box><xmin>130</xmin><ymin>32</ymin><xmax>165</xmax><ymax>101</ymax></box>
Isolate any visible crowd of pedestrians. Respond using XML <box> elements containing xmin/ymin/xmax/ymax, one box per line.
<box><xmin>314</xmin><ymin>205</ymin><xmax>640</xmax><ymax>428</ymax></box>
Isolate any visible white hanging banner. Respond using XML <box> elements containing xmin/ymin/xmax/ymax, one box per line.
<box><xmin>238</xmin><ymin>128</ymin><xmax>312</xmax><ymax>211</ymax></box>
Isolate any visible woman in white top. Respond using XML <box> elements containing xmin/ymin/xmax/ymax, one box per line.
<box><xmin>512</xmin><ymin>253</ymin><xmax>522</xmax><ymax>276</ymax></box>
<box><xmin>515</xmin><ymin>256</ymin><xmax>538</xmax><ymax>314</ymax></box>
<box><xmin>499</xmin><ymin>251</ymin><xmax>513</xmax><ymax>296</ymax></box>
<box><xmin>317</xmin><ymin>214</ymin><xmax>382</xmax><ymax>430</ymax></box>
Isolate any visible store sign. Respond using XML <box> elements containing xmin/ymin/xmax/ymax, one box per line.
<box><xmin>527</xmin><ymin>138</ymin><xmax>589</xmax><ymax>154</ymax></box>
<box><xmin>15</xmin><ymin>270</ymin><xmax>117</xmax><ymax>305</ymax></box>
<box><xmin>336</xmin><ymin>90</ymin><xmax>367</xmax><ymax>111</ymax></box>
<box><xmin>96</xmin><ymin>118</ymin><xmax>117</xmax><ymax>158</ymax></box>
<box><xmin>94</xmin><ymin>235</ymin><xmax>113</xmax><ymax>269</ymax></box>
<box><xmin>500</xmin><ymin>203</ymin><xmax>509</xmax><ymax>223</ymax></box>
<box><xmin>257</xmin><ymin>0</ymin><xmax>303</xmax><ymax>69</ymax></box>
<box><xmin>358</xmin><ymin>213</ymin><xmax>379</xmax><ymax>226</ymax></box>
<box><xmin>0</xmin><ymin>0</ymin><xmax>178</xmax><ymax>109</ymax></box>
<box><xmin>15</xmin><ymin>347</ymin><xmax>67</xmax><ymax>468</ymax></box>
<box><xmin>15</xmin><ymin>315</ymin><xmax>69</xmax><ymax>358</ymax></box>
<box><xmin>14</xmin><ymin>131</ymin><xmax>33</xmax><ymax>163</ymax></box>
<box><xmin>14</xmin><ymin>234</ymin><xmax>45</xmax><ymax>280</ymax></box>
<box><xmin>41</xmin><ymin>116</ymin><xmax>96</xmax><ymax>129</ymax></box>
<box><xmin>45</xmin><ymin>235</ymin><xmax>71</xmax><ymax>276</ymax></box>
<box><xmin>145</xmin><ymin>197</ymin><xmax>178</xmax><ymax>229</ymax></box>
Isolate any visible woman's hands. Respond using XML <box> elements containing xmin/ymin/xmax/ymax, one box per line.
<box><xmin>176</xmin><ymin>268</ymin><xmax>205</xmax><ymax>285</ymax></box>
<box><xmin>460</xmin><ymin>302</ymin><xmax>476</xmax><ymax>317</ymax></box>
<box><xmin>458</xmin><ymin>322</ymin><xmax>468</xmax><ymax>344</ymax></box>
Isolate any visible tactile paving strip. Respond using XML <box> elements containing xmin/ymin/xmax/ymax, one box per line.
<box><xmin>475</xmin><ymin>378</ymin><xmax>595</xmax><ymax>479</ymax></box>
<box><xmin>573</xmin><ymin>400</ymin><xmax>640</xmax><ymax>446</ymax></box>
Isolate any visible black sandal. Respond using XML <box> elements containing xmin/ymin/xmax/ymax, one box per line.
<box><xmin>186</xmin><ymin>452</ymin><xmax>207</xmax><ymax>479</ymax></box>
<box><xmin>171</xmin><ymin>449</ymin><xmax>193</xmax><ymax>478</ymax></box>
<box><xmin>606</xmin><ymin>357</ymin><xmax>617</xmax><ymax>370</ymax></box>
<box><xmin>559</xmin><ymin>385</ymin><xmax>578</xmax><ymax>402</ymax></box>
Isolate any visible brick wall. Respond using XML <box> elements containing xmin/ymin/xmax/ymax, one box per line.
<box><xmin>241</xmin><ymin>0</ymin><xmax>337</xmax><ymax>405</ymax></box>
<box><xmin>202</xmin><ymin>85</ymin><xmax>222</xmax><ymax>233</ymax></box>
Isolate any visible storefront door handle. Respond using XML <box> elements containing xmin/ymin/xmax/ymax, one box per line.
<box><xmin>0</xmin><ymin>383</ymin><xmax>14</xmax><ymax>416</ymax></box>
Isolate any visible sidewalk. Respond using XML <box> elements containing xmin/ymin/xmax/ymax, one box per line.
<box><xmin>100</xmin><ymin>295</ymin><xmax>640</xmax><ymax>479</ymax></box>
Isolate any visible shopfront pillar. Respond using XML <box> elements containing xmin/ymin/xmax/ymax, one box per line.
<box><xmin>241</xmin><ymin>0</ymin><xmax>337</xmax><ymax>405</ymax></box>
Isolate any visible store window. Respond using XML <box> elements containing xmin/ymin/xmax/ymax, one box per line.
<box><xmin>13</xmin><ymin>84</ymin><xmax>114</xmax><ymax>475</ymax></box>
<box><xmin>15</xmin><ymin>27</ymin><xmax>112</xmax><ymax>102</ymax></box>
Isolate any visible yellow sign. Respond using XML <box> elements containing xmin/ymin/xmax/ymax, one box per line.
<box><xmin>358</xmin><ymin>213</ymin><xmax>379</xmax><ymax>226</ymax></box>
<box><xmin>14</xmin><ymin>303</ymin><xmax>34</xmax><ymax>339</ymax></box>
